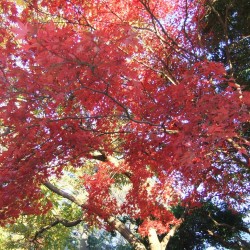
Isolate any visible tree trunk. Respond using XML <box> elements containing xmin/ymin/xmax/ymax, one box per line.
<box><xmin>148</xmin><ymin>228</ymin><xmax>162</xmax><ymax>250</ymax></box>
<box><xmin>79</xmin><ymin>225</ymin><xmax>89</xmax><ymax>250</ymax></box>
<box><xmin>107</xmin><ymin>216</ymin><xmax>147</xmax><ymax>250</ymax></box>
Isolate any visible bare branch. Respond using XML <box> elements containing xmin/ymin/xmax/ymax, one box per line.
<box><xmin>107</xmin><ymin>217</ymin><xmax>147</xmax><ymax>250</ymax></box>
<box><xmin>31</xmin><ymin>217</ymin><xmax>83</xmax><ymax>243</ymax></box>
<box><xmin>43</xmin><ymin>181</ymin><xmax>82</xmax><ymax>206</ymax></box>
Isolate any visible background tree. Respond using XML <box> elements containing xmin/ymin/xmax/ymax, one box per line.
<box><xmin>203</xmin><ymin>0</ymin><xmax>250</xmax><ymax>87</ymax></box>
<box><xmin>168</xmin><ymin>202</ymin><xmax>250</xmax><ymax>250</ymax></box>
<box><xmin>0</xmin><ymin>0</ymin><xmax>249</xmax><ymax>249</ymax></box>
<box><xmin>0</xmin><ymin>168</ymin><xmax>85</xmax><ymax>250</ymax></box>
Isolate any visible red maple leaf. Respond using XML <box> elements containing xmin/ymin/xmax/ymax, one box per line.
<box><xmin>12</xmin><ymin>21</ymin><xmax>30</xmax><ymax>40</ymax></box>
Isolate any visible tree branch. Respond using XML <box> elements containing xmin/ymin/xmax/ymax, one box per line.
<box><xmin>43</xmin><ymin>181</ymin><xmax>146</xmax><ymax>250</ymax></box>
<box><xmin>207</xmin><ymin>0</ymin><xmax>234</xmax><ymax>76</ymax></box>
<box><xmin>31</xmin><ymin>217</ymin><xmax>83</xmax><ymax>243</ymax></box>
<box><xmin>107</xmin><ymin>217</ymin><xmax>147</xmax><ymax>250</ymax></box>
<box><xmin>207</xmin><ymin>229</ymin><xmax>250</xmax><ymax>250</ymax></box>
<box><xmin>208</xmin><ymin>213</ymin><xmax>250</xmax><ymax>235</ymax></box>
<box><xmin>43</xmin><ymin>181</ymin><xmax>82</xmax><ymax>206</ymax></box>
<box><xmin>160</xmin><ymin>223</ymin><xmax>182</xmax><ymax>249</ymax></box>
<box><xmin>139</xmin><ymin>0</ymin><xmax>197</xmax><ymax>61</ymax></box>
<box><xmin>148</xmin><ymin>228</ymin><xmax>162</xmax><ymax>250</ymax></box>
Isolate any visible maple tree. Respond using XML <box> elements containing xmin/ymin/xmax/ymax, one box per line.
<box><xmin>0</xmin><ymin>0</ymin><xmax>249</xmax><ymax>249</ymax></box>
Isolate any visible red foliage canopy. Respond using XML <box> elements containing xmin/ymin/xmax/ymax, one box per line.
<box><xmin>0</xmin><ymin>0</ymin><xmax>249</xmax><ymax>237</ymax></box>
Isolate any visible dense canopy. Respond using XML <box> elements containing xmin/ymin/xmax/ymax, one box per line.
<box><xmin>0</xmin><ymin>0</ymin><xmax>249</xmax><ymax>249</ymax></box>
